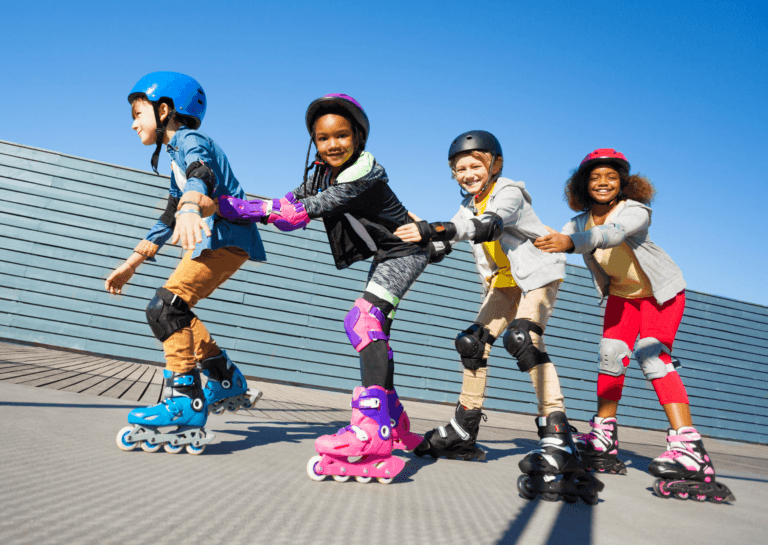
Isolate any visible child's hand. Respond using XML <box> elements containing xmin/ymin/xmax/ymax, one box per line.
<box><xmin>105</xmin><ymin>263</ymin><xmax>135</xmax><ymax>295</ymax></box>
<box><xmin>393</xmin><ymin>211</ymin><xmax>424</xmax><ymax>242</ymax></box>
<box><xmin>534</xmin><ymin>232</ymin><xmax>574</xmax><ymax>253</ymax></box>
<box><xmin>171</xmin><ymin>213</ymin><xmax>212</xmax><ymax>251</ymax></box>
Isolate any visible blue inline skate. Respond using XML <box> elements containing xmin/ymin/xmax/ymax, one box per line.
<box><xmin>116</xmin><ymin>368</ymin><xmax>215</xmax><ymax>455</ymax></box>
<box><xmin>200</xmin><ymin>350</ymin><xmax>262</xmax><ymax>415</ymax></box>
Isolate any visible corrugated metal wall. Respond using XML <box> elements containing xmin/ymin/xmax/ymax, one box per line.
<box><xmin>2</xmin><ymin>140</ymin><xmax>767</xmax><ymax>443</ymax></box>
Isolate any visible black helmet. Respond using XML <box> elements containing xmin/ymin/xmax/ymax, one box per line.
<box><xmin>305</xmin><ymin>94</ymin><xmax>370</xmax><ymax>148</ymax></box>
<box><xmin>448</xmin><ymin>130</ymin><xmax>502</xmax><ymax>161</ymax></box>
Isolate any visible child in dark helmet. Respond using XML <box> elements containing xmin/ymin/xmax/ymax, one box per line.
<box><xmin>394</xmin><ymin>131</ymin><xmax>580</xmax><ymax>479</ymax></box>
<box><xmin>219</xmin><ymin>94</ymin><xmax>428</xmax><ymax>483</ymax></box>
<box><xmin>534</xmin><ymin>149</ymin><xmax>734</xmax><ymax>502</ymax></box>
<box><xmin>109</xmin><ymin>72</ymin><xmax>264</xmax><ymax>455</ymax></box>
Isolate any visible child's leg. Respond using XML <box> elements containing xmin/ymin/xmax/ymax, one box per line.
<box><xmin>514</xmin><ymin>280</ymin><xmax>564</xmax><ymax>416</ymax></box>
<box><xmin>458</xmin><ymin>286</ymin><xmax>521</xmax><ymax>410</ymax></box>
<box><xmin>638</xmin><ymin>291</ymin><xmax>690</xmax><ymax>427</ymax></box>
<box><xmin>160</xmin><ymin>247</ymin><xmax>249</xmax><ymax>372</ymax></box>
<box><xmin>597</xmin><ymin>296</ymin><xmax>642</xmax><ymax>416</ymax></box>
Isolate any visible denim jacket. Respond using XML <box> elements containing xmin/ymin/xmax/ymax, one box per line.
<box><xmin>143</xmin><ymin>127</ymin><xmax>266</xmax><ymax>262</ymax></box>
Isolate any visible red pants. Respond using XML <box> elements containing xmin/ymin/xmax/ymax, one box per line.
<box><xmin>598</xmin><ymin>291</ymin><xmax>689</xmax><ymax>405</ymax></box>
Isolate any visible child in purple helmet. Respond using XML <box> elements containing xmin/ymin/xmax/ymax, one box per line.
<box><xmin>534</xmin><ymin>148</ymin><xmax>734</xmax><ymax>503</ymax></box>
<box><xmin>108</xmin><ymin>72</ymin><xmax>264</xmax><ymax>455</ymax></box>
<box><xmin>219</xmin><ymin>94</ymin><xmax>429</xmax><ymax>483</ymax></box>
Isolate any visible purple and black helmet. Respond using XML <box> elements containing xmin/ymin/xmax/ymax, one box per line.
<box><xmin>305</xmin><ymin>94</ymin><xmax>370</xmax><ymax>147</ymax></box>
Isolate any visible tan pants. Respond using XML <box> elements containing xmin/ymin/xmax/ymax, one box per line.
<box><xmin>459</xmin><ymin>280</ymin><xmax>565</xmax><ymax>416</ymax></box>
<box><xmin>161</xmin><ymin>247</ymin><xmax>249</xmax><ymax>373</ymax></box>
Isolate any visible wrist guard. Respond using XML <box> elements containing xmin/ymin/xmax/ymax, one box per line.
<box><xmin>415</xmin><ymin>221</ymin><xmax>458</xmax><ymax>243</ymax></box>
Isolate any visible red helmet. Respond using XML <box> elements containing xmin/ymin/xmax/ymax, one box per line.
<box><xmin>578</xmin><ymin>148</ymin><xmax>630</xmax><ymax>175</ymax></box>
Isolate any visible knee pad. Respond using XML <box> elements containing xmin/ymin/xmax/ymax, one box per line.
<box><xmin>598</xmin><ymin>338</ymin><xmax>631</xmax><ymax>376</ymax></box>
<box><xmin>344</xmin><ymin>299</ymin><xmax>389</xmax><ymax>353</ymax></box>
<box><xmin>145</xmin><ymin>287</ymin><xmax>196</xmax><ymax>342</ymax></box>
<box><xmin>635</xmin><ymin>337</ymin><xmax>675</xmax><ymax>380</ymax></box>
<box><xmin>502</xmin><ymin>319</ymin><xmax>548</xmax><ymax>372</ymax></box>
<box><xmin>455</xmin><ymin>324</ymin><xmax>495</xmax><ymax>371</ymax></box>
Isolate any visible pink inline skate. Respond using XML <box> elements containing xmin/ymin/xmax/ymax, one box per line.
<box><xmin>307</xmin><ymin>385</ymin><xmax>405</xmax><ymax>484</ymax></box>
<box><xmin>387</xmin><ymin>388</ymin><xmax>425</xmax><ymax>452</ymax></box>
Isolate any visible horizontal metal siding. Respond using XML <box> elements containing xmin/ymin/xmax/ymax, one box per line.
<box><xmin>1</xmin><ymin>139</ymin><xmax>767</xmax><ymax>443</ymax></box>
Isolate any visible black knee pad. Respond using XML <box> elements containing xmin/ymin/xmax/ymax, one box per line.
<box><xmin>455</xmin><ymin>324</ymin><xmax>496</xmax><ymax>371</ymax></box>
<box><xmin>502</xmin><ymin>319</ymin><xmax>550</xmax><ymax>372</ymax></box>
<box><xmin>145</xmin><ymin>287</ymin><xmax>196</xmax><ymax>342</ymax></box>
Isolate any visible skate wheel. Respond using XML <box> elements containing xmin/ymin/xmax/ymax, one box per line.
<box><xmin>186</xmin><ymin>443</ymin><xmax>205</xmax><ymax>455</ymax></box>
<box><xmin>377</xmin><ymin>477</ymin><xmax>394</xmax><ymax>485</ymax></box>
<box><xmin>693</xmin><ymin>494</ymin><xmax>707</xmax><ymax>502</ymax></box>
<box><xmin>355</xmin><ymin>476</ymin><xmax>372</xmax><ymax>484</ymax></box>
<box><xmin>141</xmin><ymin>440</ymin><xmax>162</xmax><ymax>453</ymax></box>
<box><xmin>653</xmin><ymin>479</ymin><xmax>671</xmax><ymax>499</ymax></box>
<box><xmin>711</xmin><ymin>496</ymin><xmax>727</xmax><ymax>504</ymax></box>
<box><xmin>332</xmin><ymin>475</ymin><xmax>350</xmax><ymax>483</ymax></box>
<box><xmin>540</xmin><ymin>492</ymin><xmax>559</xmax><ymax>502</ymax></box>
<box><xmin>116</xmin><ymin>426</ymin><xmax>137</xmax><ymax>451</ymax></box>
<box><xmin>164</xmin><ymin>442</ymin><xmax>184</xmax><ymax>454</ymax></box>
<box><xmin>674</xmin><ymin>492</ymin><xmax>689</xmax><ymax>500</ymax></box>
<box><xmin>562</xmin><ymin>493</ymin><xmax>578</xmax><ymax>504</ymax></box>
<box><xmin>307</xmin><ymin>455</ymin><xmax>326</xmax><ymax>482</ymax></box>
<box><xmin>517</xmin><ymin>475</ymin><xmax>536</xmax><ymax>500</ymax></box>
<box><xmin>582</xmin><ymin>492</ymin><xmax>599</xmax><ymax>506</ymax></box>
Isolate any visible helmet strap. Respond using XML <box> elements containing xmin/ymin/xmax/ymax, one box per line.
<box><xmin>150</xmin><ymin>102</ymin><xmax>170</xmax><ymax>175</ymax></box>
<box><xmin>474</xmin><ymin>154</ymin><xmax>500</xmax><ymax>200</ymax></box>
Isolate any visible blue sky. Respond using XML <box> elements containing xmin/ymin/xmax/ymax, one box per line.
<box><xmin>3</xmin><ymin>0</ymin><xmax>767</xmax><ymax>306</ymax></box>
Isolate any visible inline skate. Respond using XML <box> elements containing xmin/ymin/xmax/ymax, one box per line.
<box><xmin>387</xmin><ymin>388</ymin><xmax>426</xmax><ymax>452</ymax></box>
<box><xmin>200</xmin><ymin>350</ymin><xmax>262</xmax><ymax>414</ymax></box>
<box><xmin>574</xmin><ymin>415</ymin><xmax>627</xmax><ymax>474</ymax></box>
<box><xmin>517</xmin><ymin>411</ymin><xmax>604</xmax><ymax>504</ymax></box>
<box><xmin>414</xmin><ymin>402</ymin><xmax>487</xmax><ymax>461</ymax></box>
<box><xmin>649</xmin><ymin>426</ymin><xmax>735</xmax><ymax>503</ymax></box>
<box><xmin>116</xmin><ymin>368</ymin><xmax>214</xmax><ymax>455</ymax></box>
<box><xmin>307</xmin><ymin>385</ymin><xmax>405</xmax><ymax>484</ymax></box>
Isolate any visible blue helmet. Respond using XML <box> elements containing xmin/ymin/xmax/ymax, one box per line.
<box><xmin>128</xmin><ymin>71</ymin><xmax>207</xmax><ymax>129</ymax></box>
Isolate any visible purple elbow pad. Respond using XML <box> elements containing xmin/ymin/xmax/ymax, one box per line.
<box><xmin>218</xmin><ymin>195</ymin><xmax>269</xmax><ymax>223</ymax></box>
<box><xmin>268</xmin><ymin>193</ymin><xmax>311</xmax><ymax>231</ymax></box>
<box><xmin>344</xmin><ymin>299</ymin><xmax>389</xmax><ymax>352</ymax></box>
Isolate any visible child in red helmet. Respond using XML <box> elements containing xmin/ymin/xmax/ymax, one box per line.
<box><xmin>534</xmin><ymin>149</ymin><xmax>734</xmax><ymax>503</ymax></box>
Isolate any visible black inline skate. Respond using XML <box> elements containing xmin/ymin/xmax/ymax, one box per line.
<box><xmin>517</xmin><ymin>411</ymin><xmax>604</xmax><ymax>504</ymax></box>
<box><xmin>574</xmin><ymin>415</ymin><xmax>627</xmax><ymax>474</ymax></box>
<box><xmin>414</xmin><ymin>402</ymin><xmax>487</xmax><ymax>461</ymax></box>
<box><xmin>649</xmin><ymin>426</ymin><xmax>735</xmax><ymax>503</ymax></box>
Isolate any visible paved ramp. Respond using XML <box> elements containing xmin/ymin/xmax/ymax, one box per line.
<box><xmin>1</xmin><ymin>341</ymin><xmax>766</xmax><ymax>545</ymax></box>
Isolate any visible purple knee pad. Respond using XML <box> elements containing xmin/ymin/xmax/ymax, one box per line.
<box><xmin>344</xmin><ymin>299</ymin><xmax>389</xmax><ymax>353</ymax></box>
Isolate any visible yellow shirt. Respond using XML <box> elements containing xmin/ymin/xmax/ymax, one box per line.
<box><xmin>586</xmin><ymin>201</ymin><xmax>653</xmax><ymax>298</ymax></box>
<box><xmin>476</xmin><ymin>184</ymin><xmax>516</xmax><ymax>289</ymax></box>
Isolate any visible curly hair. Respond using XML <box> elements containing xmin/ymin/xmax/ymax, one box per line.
<box><xmin>565</xmin><ymin>163</ymin><xmax>656</xmax><ymax>212</ymax></box>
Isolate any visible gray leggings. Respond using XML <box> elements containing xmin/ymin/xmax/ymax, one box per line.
<box><xmin>357</xmin><ymin>249</ymin><xmax>430</xmax><ymax>388</ymax></box>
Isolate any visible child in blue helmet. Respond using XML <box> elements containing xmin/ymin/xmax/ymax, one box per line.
<box><xmin>219</xmin><ymin>94</ymin><xmax>432</xmax><ymax>482</ymax></box>
<box><xmin>108</xmin><ymin>72</ymin><xmax>266</xmax><ymax>455</ymax></box>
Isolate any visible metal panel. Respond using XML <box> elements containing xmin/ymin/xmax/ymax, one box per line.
<box><xmin>1</xmin><ymin>139</ymin><xmax>767</xmax><ymax>444</ymax></box>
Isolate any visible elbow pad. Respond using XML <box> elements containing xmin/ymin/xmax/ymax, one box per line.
<box><xmin>415</xmin><ymin>221</ymin><xmax>458</xmax><ymax>243</ymax></box>
<box><xmin>159</xmin><ymin>195</ymin><xmax>180</xmax><ymax>228</ymax></box>
<box><xmin>427</xmin><ymin>242</ymin><xmax>453</xmax><ymax>264</ymax></box>
<box><xmin>470</xmin><ymin>212</ymin><xmax>504</xmax><ymax>243</ymax></box>
<box><xmin>185</xmin><ymin>161</ymin><xmax>216</xmax><ymax>195</ymax></box>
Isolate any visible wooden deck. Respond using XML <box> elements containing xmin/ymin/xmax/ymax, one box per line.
<box><xmin>0</xmin><ymin>340</ymin><xmax>164</xmax><ymax>404</ymax></box>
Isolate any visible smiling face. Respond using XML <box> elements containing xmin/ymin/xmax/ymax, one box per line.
<box><xmin>314</xmin><ymin>114</ymin><xmax>358</xmax><ymax>174</ymax></box>
<box><xmin>587</xmin><ymin>165</ymin><xmax>622</xmax><ymax>205</ymax></box>
<box><xmin>131</xmin><ymin>99</ymin><xmax>159</xmax><ymax>146</ymax></box>
<box><xmin>454</xmin><ymin>153</ymin><xmax>491</xmax><ymax>196</ymax></box>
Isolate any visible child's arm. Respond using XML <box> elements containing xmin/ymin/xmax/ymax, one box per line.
<box><xmin>105</xmin><ymin>251</ymin><xmax>146</xmax><ymax>295</ymax></box>
<box><xmin>535</xmin><ymin>207</ymin><xmax>650</xmax><ymax>254</ymax></box>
